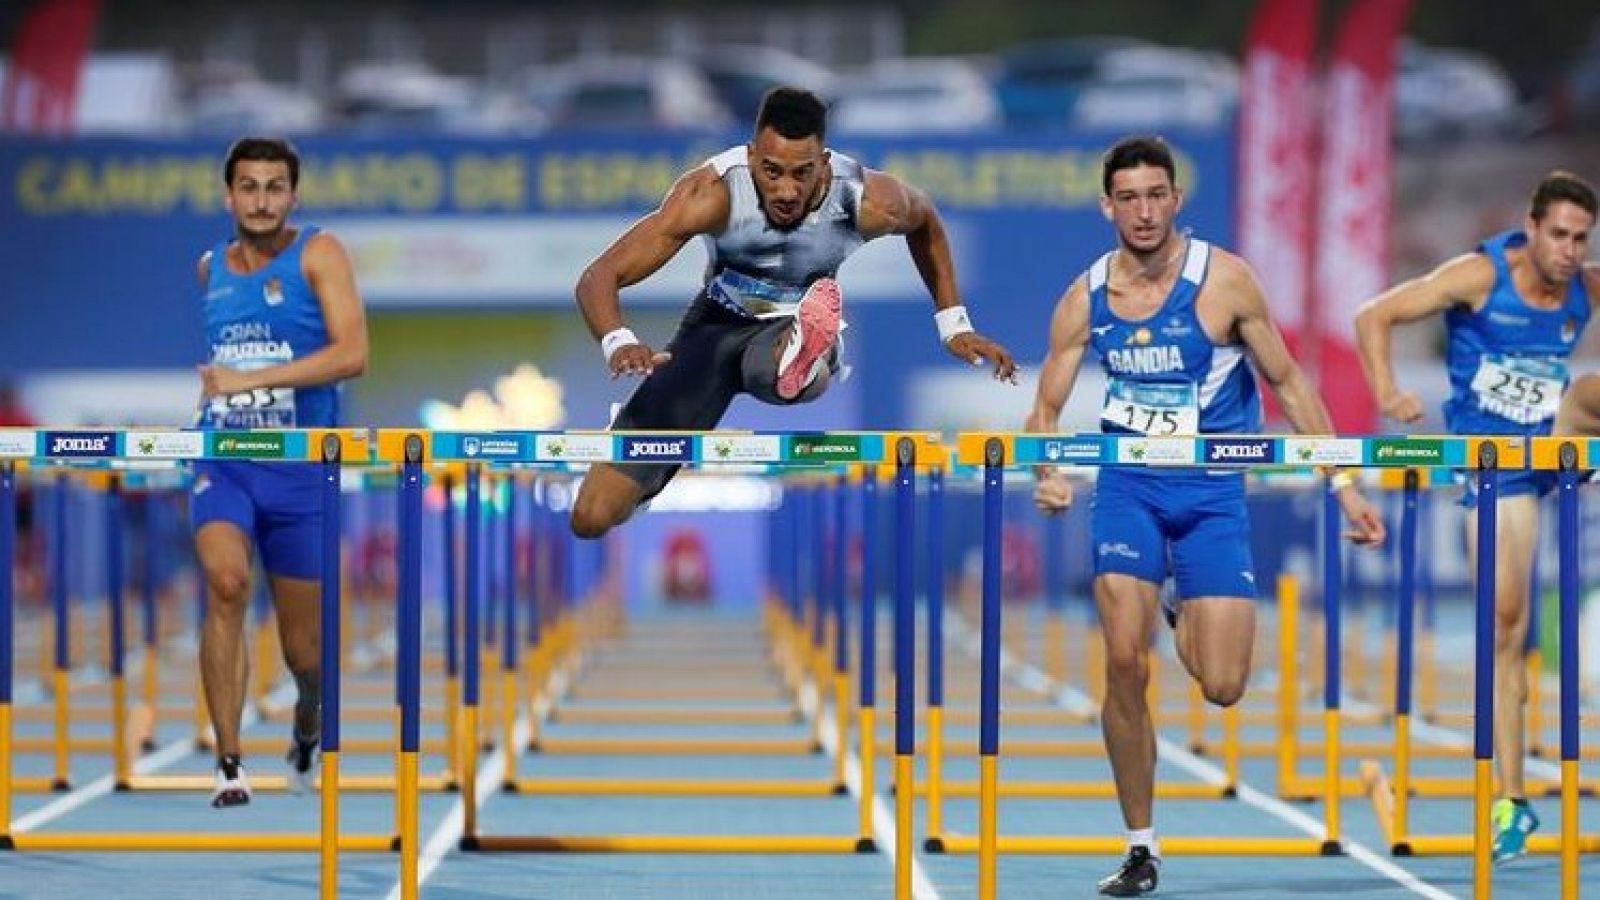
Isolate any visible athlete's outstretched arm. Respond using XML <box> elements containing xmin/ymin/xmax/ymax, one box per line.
<box><xmin>1227</xmin><ymin>254</ymin><xmax>1385</xmax><ymax>546</ymax></box>
<box><xmin>197</xmin><ymin>233</ymin><xmax>369</xmax><ymax>399</ymax></box>
<box><xmin>574</xmin><ymin>166</ymin><xmax>730</xmax><ymax>377</ymax></box>
<box><xmin>1353</xmin><ymin>253</ymin><xmax>1494</xmax><ymax>422</ymax></box>
<box><xmin>858</xmin><ymin>170</ymin><xmax>1017</xmax><ymax>382</ymax></box>
<box><xmin>1024</xmin><ymin>277</ymin><xmax>1089</xmax><ymax>513</ymax></box>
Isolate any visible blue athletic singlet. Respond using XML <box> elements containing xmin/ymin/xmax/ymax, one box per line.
<box><xmin>1444</xmin><ymin>230</ymin><xmax>1589</xmax><ymax>437</ymax></box>
<box><xmin>1088</xmin><ymin>238</ymin><xmax>1260</xmax><ymax>437</ymax></box>
<box><xmin>199</xmin><ymin>227</ymin><xmax>338</xmax><ymax>429</ymax></box>
<box><xmin>1445</xmin><ymin>229</ymin><xmax>1590</xmax><ymax>506</ymax></box>
<box><xmin>1085</xmin><ymin>238</ymin><xmax>1261</xmax><ymax>600</ymax></box>
<box><xmin>192</xmin><ymin>227</ymin><xmax>336</xmax><ymax>580</ymax></box>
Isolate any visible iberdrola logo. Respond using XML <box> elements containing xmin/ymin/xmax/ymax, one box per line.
<box><xmin>714</xmin><ymin>440</ymin><xmax>733</xmax><ymax>459</ymax></box>
<box><xmin>547</xmin><ymin>439</ymin><xmax>565</xmax><ymax>458</ymax></box>
<box><xmin>1297</xmin><ymin>445</ymin><xmax>1314</xmax><ymax>463</ymax></box>
<box><xmin>138</xmin><ymin>437</ymin><xmax>156</xmax><ymax>456</ymax></box>
<box><xmin>1129</xmin><ymin>443</ymin><xmax>1147</xmax><ymax>461</ymax></box>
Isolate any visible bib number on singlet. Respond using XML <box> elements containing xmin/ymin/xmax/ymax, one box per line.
<box><xmin>204</xmin><ymin>356</ymin><xmax>297</xmax><ymax>428</ymax></box>
<box><xmin>1102</xmin><ymin>380</ymin><xmax>1199</xmax><ymax>435</ymax></box>
<box><xmin>1469</xmin><ymin>354</ymin><xmax>1565</xmax><ymax>424</ymax></box>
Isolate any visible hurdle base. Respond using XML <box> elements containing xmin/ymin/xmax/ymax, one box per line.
<box><xmin>466</xmin><ymin>834</ymin><xmax>870</xmax><ymax>853</ymax></box>
<box><xmin>1401</xmin><ymin>834</ymin><xmax>1600</xmax><ymax>855</ymax></box>
<box><xmin>506</xmin><ymin>777</ymin><xmax>846</xmax><ymax>797</ymax></box>
<box><xmin>939</xmin><ymin>834</ymin><xmax>1338</xmax><ymax>856</ymax></box>
<box><xmin>923</xmin><ymin>836</ymin><xmax>946</xmax><ymax>853</ymax></box>
<box><xmin>7</xmin><ymin>832</ymin><xmax>396</xmax><ymax>852</ymax></box>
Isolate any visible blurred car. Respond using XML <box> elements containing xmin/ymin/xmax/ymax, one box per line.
<box><xmin>334</xmin><ymin>60</ymin><xmax>478</xmax><ymax>132</ymax></box>
<box><xmin>529</xmin><ymin>56</ymin><xmax>732</xmax><ymax>132</ymax></box>
<box><xmin>996</xmin><ymin>38</ymin><xmax>1240</xmax><ymax>132</ymax></box>
<box><xmin>692</xmin><ymin>45</ymin><xmax>836</xmax><ymax>122</ymax></box>
<box><xmin>994</xmin><ymin>36</ymin><xmax>1149</xmax><ymax>130</ymax></box>
<box><xmin>1072</xmin><ymin>81</ymin><xmax>1235</xmax><ymax>132</ymax></box>
<box><xmin>830</xmin><ymin>58</ymin><xmax>999</xmax><ymax>134</ymax></box>
<box><xmin>187</xmin><ymin>61</ymin><xmax>324</xmax><ymax>134</ymax></box>
<box><xmin>1396</xmin><ymin>39</ymin><xmax>1521</xmax><ymax>142</ymax></box>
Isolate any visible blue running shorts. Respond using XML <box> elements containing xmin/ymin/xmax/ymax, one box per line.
<box><xmin>1089</xmin><ymin>468</ymin><xmax>1258</xmax><ymax>601</ymax></box>
<box><xmin>190</xmin><ymin>461</ymin><xmax>323</xmax><ymax>580</ymax></box>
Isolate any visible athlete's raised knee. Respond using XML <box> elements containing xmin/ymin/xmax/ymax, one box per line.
<box><xmin>1200</xmin><ymin>673</ymin><xmax>1246</xmax><ymax>708</ymax></box>
<box><xmin>570</xmin><ymin>491</ymin><xmax>631</xmax><ymax>540</ymax></box>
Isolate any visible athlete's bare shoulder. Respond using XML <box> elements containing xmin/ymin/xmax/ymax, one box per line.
<box><xmin>659</xmin><ymin>163</ymin><xmax>732</xmax><ymax>236</ymax></box>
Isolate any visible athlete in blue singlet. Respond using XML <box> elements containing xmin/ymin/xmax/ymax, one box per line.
<box><xmin>568</xmin><ymin>87</ymin><xmax>1016</xmax><ymax>539</ymax></box>
<box><xmin>193</xmin><ymin>137</ymin><xmax>369</xmax><ymax>807</ymax></box>
<box><xmin>1356</xmin><ymin>170</ymin><xmax>1598</xmax><ymax>863</ymax></box>
<box><xmin>1026</xmin><ymin>136</ymin><xmax>1386</xmax><ymax>896</ymax></box>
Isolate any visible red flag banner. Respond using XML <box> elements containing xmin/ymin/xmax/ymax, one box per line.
<box><xmin>1237</xmin><ymin>0</ymin><xmax>1320</xmax><ymax>347</ymax></box>
<box><xmin>0</xmin><ymin>0</ymin><xmax>103</xmax><ymax>134</ymax></box>
<box><xmin>1237</xmin><ymin>0</ymin><xmax>1321</xmax><ymax>426</ymax></box>
<box><xmin>1310</xmin><ymin>0</ymin><xmax>1413</xmax><ymax>432</ymax></box>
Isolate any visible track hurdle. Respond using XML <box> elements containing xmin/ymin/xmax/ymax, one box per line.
<box><xmin>1361</xmin><ymin>438</ymin><xmax>1595</xmax><ymax>900</ymax></box>
<box><xmin>0</xmin><ymin>428</ymin><xmax>414</xmax><ymax>900</ymax></box>
<box><xmin>438</xmin><ymin>429</ymin><xmax>937</xmax><ymax>869</ymax></box>
<box><xmin>945</xmin><ymin>434</ymin><xmax>1500</xmax><ymax>898</ymax></box>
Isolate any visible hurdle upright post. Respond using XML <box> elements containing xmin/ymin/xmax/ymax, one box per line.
<box><xmin>924</xmin><ymin>466</ymin><xmax>946</xmax><ymax>851</ymax></box>
<box><xmin>1320</xmin><ymin>481</ymin><xmax>1343</xmax><ymax>854</ymax></box>
<box><xmin>831</xmin><ymin>474</ymin><xmax>850</xmax><ymax>793</ymax></box>
<box><xmin>892</xmin><ymin>438</ymin><xmax>916</xmax><ymax>900</ymax></box>
<box><xmin>1471</xmin><ymin>442</ymin><xmax>1498</xmax><ymax>900</ymax></box>
<box><xmin>1</xmin><ymin>461</ymin><xmax>15</xmax><ymax>843</ymax></box>
<box><xmin>136</xmin><ymin>490</ymin><xmax>161</xmax><ymax>753</ymax></box>
<box><xmin>1392</xmin><ymin>468</ymin><xmax>1420</xmax><ymax>849</ymax></box>
<box><xmin>51</xmin><ymin>473</ymin><xmax>70</xmax><ymax>789</ymax></box>
<box><xmin>855</xmin><ymin>468</ymin><xmax>878</xmax><ymax>852</ymax></box>
<box><xmin>441</xmin><ymin>470</ymin><xmax>460</xmax><ymax>787</ymax></box>
<box><xmin>106</xmin><ymin>473</ymin><xmax>129</xmax><ymax>787</ymax></box>
<box><xmin>1557</xmin><ymin>441</ymin><xmax>1580</xmax><ymax>900</ymax></box>
<box><xmin>977</xmin><ymin>437</ymin><xmax>1004</xmax><ymax>900</ymax></box>
<box><xmin>500</xmin><ymin>475</ymin><xmax>519</xmax><ymax>787</ymax></box>
<box><xmin>319</xmin><ymin>434</ymin><xmax>344</xmax><ymax>899</ymax></box>
<box><xmin>460</xmin><ymin>463</ymin><xmax>483</xmax><ymax>847</ymax></box>
<box><xmin>397</xmin><ymin>434</ymin><xmax>424</xmax><ymax>900</ymax></box>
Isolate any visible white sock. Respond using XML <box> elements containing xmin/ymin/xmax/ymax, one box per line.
<box><xmin>1128</xmin><ymin>828</ymin><xmax>1159</xmax><ymax>860</ymax></box>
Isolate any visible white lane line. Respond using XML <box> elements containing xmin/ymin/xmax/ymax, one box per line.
<box><xmin>803</xmin><ymin>679</ymin><xmax>942</xmax><ymax>900</ymax></box>
<box><xmin>395</xmin><ymin>716</ymin><xmax>531</xmax><ymax>900</ymax></box>
<box><xmin>948</xmin><ymin>616</ymin><xmax>1461</xmax><ymax>900</ymax></box>
<box><xmin>397</xmin><ymin>664</ymin><xmax>560</xmax><ymax>900</ymax></box>
<box><xmin>14</xmin><ymin>678</ymin><xmax>298</xmax><ymax>832</ymax></box>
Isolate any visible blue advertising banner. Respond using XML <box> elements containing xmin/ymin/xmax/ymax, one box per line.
<box><xmin>0</xmin><ymin>129</ymin><xmax>1234</xmax><ymax>425</ymax></box>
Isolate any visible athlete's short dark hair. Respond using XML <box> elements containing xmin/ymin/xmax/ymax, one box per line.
<box><xmin>1102</xmin><ymin>135</ymin><xmax>1177</xmax><ymax>195</ymax></box>
<box><xmin>1530</xmin><ymin>170</ymin><xmax>1597</xmax><ymax>221</ymax></box>
<box><xmin>224</xmin><ymin>137</ymin><xmax>301</xmax><ymax>188</ymax></box>
<box><xmin>755</xmin><ymin>87</ymin><xmax>828</xmax><ymax>141</ymax></box>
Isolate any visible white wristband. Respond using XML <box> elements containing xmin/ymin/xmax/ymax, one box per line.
<box><xmin>1328</xmin><ymin>470</ymin><xmax>1356</xmax><ymax>492</ymax></box>
<box><xmin>600</xmin><ymin>327</ymin><xmax>639</xmax><ymax>363</ymax></box>
<box><xmin>935</xmin><ymin>305</ymin><xmax>975</xmax><ymax>344</ymax></box>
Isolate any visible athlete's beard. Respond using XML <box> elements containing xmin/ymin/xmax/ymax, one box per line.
<box><xmin>758</xmin><ymin>177</ymin><xmax>828</xmax><ymax>233</ymax></box>
<box><xmin>762</xmin><ymin>205</ymin><xmax>803</xmax><ymax>232</ymax></box>
<box><xmin>235</xmin><ymin>216</ymin><xmax>286</xmax><ymax>244</ymax></box>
